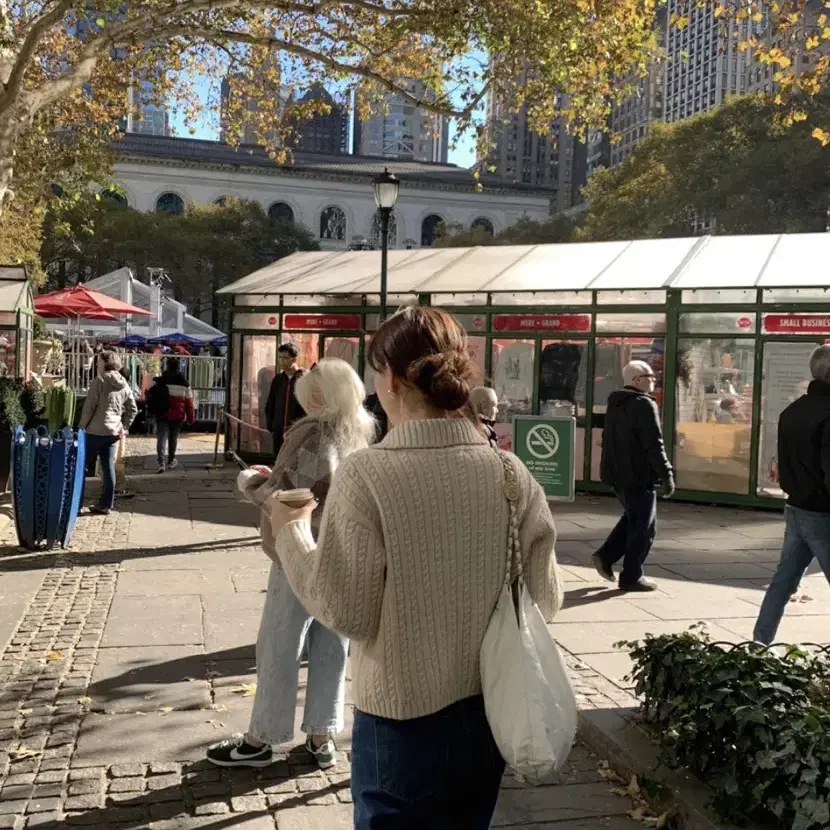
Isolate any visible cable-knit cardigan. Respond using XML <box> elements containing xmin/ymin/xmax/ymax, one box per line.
<box><xmin>276</xmin><ymin>418</ymin><xmax>563</xmax><ymax>721</ymax></box>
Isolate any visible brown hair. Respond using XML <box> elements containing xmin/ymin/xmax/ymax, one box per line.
<box><xmin>367</xmin><ymin>306</ymin><xmax>474</xmax><ymax>411</ymax></box>
<box><xmin>99</xmin><ymin>350</ymin><xmax>122</xmax><ymax>372</ymax></box>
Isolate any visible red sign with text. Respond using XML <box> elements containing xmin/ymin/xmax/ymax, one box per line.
<box><xmin>763</xmin><ymin>314</ymin><xmax>830</xmax><ymax>334</ymax></box>
<box><xmin>492</xmin><ymin>314</ymin><xmax>591</xmax><ymax>333</ymax></box>
<box><xmin>283</xmin><ymin>314</ymin><xmax>361</xmax><ymax>331</ymax></box>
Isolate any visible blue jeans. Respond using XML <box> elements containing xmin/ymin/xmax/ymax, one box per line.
<box><xmin>156</xmin><ymin>419</ymin><xmax>182</xmax><ymax>466</ymax></box>
<box><xmin>753</xmin><ymin>506</ymin><xmax>830</xmax><ymax>645</ymax></box>
<box><xmin>248</xmin><ymin>563</ymin><xmax>348</xmax><ymax>744</ymax></box>
<box><xmin>351</xmin><ymin>695</ymin><xmax>505</xmax><ymax>829</ymax></box>
<box><xmin>85</xmin><ymin>434</ymin><xmax>119</xmax><ymax>511</ymax></box>
<box><xmin>595</xmin><ymin>487</ymin><xmax>657</xmax><ymax>588</ymax></box>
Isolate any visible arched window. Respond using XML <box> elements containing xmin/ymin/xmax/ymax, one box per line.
<box><xmin>320</xmin><ymin>206</ymin><xmax>347</xmax><ymax>241</ymax></box>
<box><xmin>370</xmin><ymin>210</ymin><xmax>398</xmax><ymax>249</ymax></box>
<box><xmin>100</xmin><ymin>189</ymin><xmax>127</xmax><ymax>206</ymax></box>
<box><xmin>268</xmin><ymin>202</ymin><xmax>294</xmax><ymax>223</ymax></box>
<box><xmin>471</xmin><ymin>217</ymin><xmax>495</xmax><ymax>236</ymax></box>
<box><xmin>155</xmin><ymin>192</ymin><xmax>184</xmax><ymax>215</ymax></box>
<box><xmin>421</xmin><ymin>214</ymin><xmax>444</xmax><ymax>247</ymax></box>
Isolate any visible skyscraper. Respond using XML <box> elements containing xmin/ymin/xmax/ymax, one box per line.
<box><xmin>353</xmin><ymin>81</ymin><xmax>449</xmax><ymax>163</ymax></box>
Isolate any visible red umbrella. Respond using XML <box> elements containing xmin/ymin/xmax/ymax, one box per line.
<box><xmin>35</xmin><ymin>285</ymin><xmax>151</xmax><ymax>319</ymax></box>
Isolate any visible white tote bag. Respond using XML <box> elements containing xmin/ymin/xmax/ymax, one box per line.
<box><xmin>480</xmin><ymin>451</ymin><xmax>578</xmax><ymax>785</ymax></box>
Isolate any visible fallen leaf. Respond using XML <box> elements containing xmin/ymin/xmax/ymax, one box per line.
<box><xmin>231</xmin><ymin>683</ymin><xmax>257</xmax><ymax>697</ymax></box>
<box><xmin>656</xmin><ymin>812</ymin><xmax>673</xmax><ymax>829</ymax></box>
<box><xmin>628</xmin><ymin>807</ymin><xmax>648</xmax><ymax>822</ymax></box>
<box><xmin>627</xmin><ymin>774</ymin><xmax>641</xmax><ymax>797</ymax></box>
<box><xmin>45</xmin><ymin>650</ymin><xmax>62</xmax><ymax>661</ymax></box>
<box><xmin>19</xmin><ymin>708</ymin><xmax>32</xmax><ymax>715</ymax></box>
<box><xmin>208</xmin><ymin>719</ymin><xmax>225</xmax><ymax>729</ymax></box>
<box><xmin>9</xmin><ymin>747</ymin><xmax>41</xmax><ymax>761</ymax></box>
<box><xmin>159</xmin><ymin>707</ymin><xmax>174</xmax><ymax>714</ymax></box>
<box><xmin>77</xmin><ymin>697</ymin><xmax>92</xmax><ymax>705</ymax></box>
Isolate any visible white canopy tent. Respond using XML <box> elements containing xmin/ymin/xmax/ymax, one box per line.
<box><xmin>45</xmin><ymin>268</ymin><xmax>225</xmax><ymax>342</ymax></box>
<box><xmin>218</xmin><ymin>233</ymin><xmax>830</xmax><ymax>299</ymax></box>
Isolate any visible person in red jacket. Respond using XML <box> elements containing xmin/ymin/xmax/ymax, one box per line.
<box><xmin>148</xmin><ymin>358</ymin><xmax>195</xmax><ymax>473</ymax></box>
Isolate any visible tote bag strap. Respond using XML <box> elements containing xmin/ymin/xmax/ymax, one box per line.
<box><xmin>496</xmin><ymin>449</ymin><xmax>523</xmax><ymax>590</ymax></box>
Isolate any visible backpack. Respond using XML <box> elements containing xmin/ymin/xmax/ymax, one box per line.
<box><xmin>146</xmin><ymin>381</ymin><xmax>170</xmax><ymax>418</ymax></box>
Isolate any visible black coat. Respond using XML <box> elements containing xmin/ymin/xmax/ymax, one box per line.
<box><xmin>265</xmin><ymin>371</ymin><xmax>306</xmax><ymax>437</ymax></box>
<box><xmin>601</xmin><ymin>387</ymin><xmax>673</xmax><ymax>490</ymax></box>
<box><xmin>778</xmin><ymin>380</ymin><xmax>830</xmax><ymax>513</ymax></box>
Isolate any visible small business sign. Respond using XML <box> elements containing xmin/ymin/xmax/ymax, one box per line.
<box><xmin>763</xmin><ymin>315</ymin><xmax>830</xmax><ymax>334</ymax></box>
<box><xmin>512</xmin><ymin>416</ymin><xmax>576</xmax><ymax>501</ymax></box>
<box><xmin>283</xmin><ymin>314</ymin><xmax>361</xmax><ymax>331</ymax></box>
<box><xmin>492</xmin><ymin>314</ymin><xmax>591</xmax><ymax>333</ymax></box>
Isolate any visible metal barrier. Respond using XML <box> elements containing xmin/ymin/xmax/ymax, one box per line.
<box><xmin>64</xmin><ymin>352</ymin><xmax>226</xmax><ymax>423</ymax></box>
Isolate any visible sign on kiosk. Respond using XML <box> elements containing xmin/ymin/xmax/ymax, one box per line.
<box><xmin>512</xmin><ymin>416</ymin><xmax>576</xmax><ymax>501</ymax></box>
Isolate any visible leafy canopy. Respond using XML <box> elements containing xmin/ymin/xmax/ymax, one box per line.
<box><xmin>579</xmin><ymin>93</ymin><xmax>830</xmax><ymax>240</ymax></box>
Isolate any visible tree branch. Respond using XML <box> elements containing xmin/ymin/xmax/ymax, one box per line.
<box><xmin>1</xmin><ymin>0</ymin><xmax>74</xmax><ymax>108</ymax></box>
<box><xmin>156</xmin><ymin>25</ymin><xmax>482</xmax><ymax>119</ymax></box>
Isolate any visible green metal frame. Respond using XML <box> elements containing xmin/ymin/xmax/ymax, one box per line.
<box><xmin>226</xmin><ymin>286</ymin><xmax>830</xmax><ymax>509</ymax></box>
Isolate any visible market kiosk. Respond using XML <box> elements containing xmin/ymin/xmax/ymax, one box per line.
<box><xmin>0</xmin><ymin>265</ymin><xmax>35</xmax><ymax>380</ymax></box>
<box><xmin>218</xmin><ymin>233</ymin><xmax>830</xmax><ymax>509</ymax></box>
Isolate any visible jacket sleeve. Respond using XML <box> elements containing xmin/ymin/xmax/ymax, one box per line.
<box><xmin>636</xmin><ymin>397</ymin><xmax>673</xmax><ymax>483</ymax></box>
<box><xmin>516</xmin><ymin>463</ymin><xmax>563</xmax><ymax>622</ymax></box>
<box><xmin>185</xmin><ymin>384</ymin><xmax>195</xmax><ymax>425</ymax></box>
<box><xmin>821</xmin><ymin>419</ymin><xmax>830</xmax><ymax>497</ymax></box>
<box><xmin>264</xmin><ymin>377</ymin><xmax>277</xmax><ymax>432</ymax></box>
<box><xmin>275</xmin><ymin>456</ymin><xmax>386</xmax><ymax>642</ymax></box>
<box><xmin>79</xmin><ymin>380</ymin><xmax>100</xmax><ymax>431</ymax></box>
<box><xmin>122</xmin><ymin>390</ymin><xmax>138</xmax><ymax>430</ymax></box>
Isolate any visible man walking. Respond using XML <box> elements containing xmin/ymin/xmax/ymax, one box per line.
<box><xmin>753</xmin><ymin>346</ymin><xmax>830</xmax><ymax>645</ymax></box>
<box><xmin>265</xmin><ymin>343</ymin><xmax>306</xmax><ymax>457</ymax></box>
<box><xmin>148</xmin><ymin>358</ymin><xmax>195</xmax><ymax>473</ymax></box>
<box><xmin>593</xmin><ymin>360</ymin><xmax>674</xmax><ymax>592</ymax></box>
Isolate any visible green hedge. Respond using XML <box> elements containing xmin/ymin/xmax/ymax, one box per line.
<box><xmin>619</xmin><ymin>629</ymin><xmax>830</xmax><ymax>829</ymax></box>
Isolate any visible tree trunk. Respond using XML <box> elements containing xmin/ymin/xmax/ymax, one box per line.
<box><xmin>0</xmin><ymin>113</ymin><xmax>16</xmax><ymax>215</ymax></box>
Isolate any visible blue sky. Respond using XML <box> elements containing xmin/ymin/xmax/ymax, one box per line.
<box><xmin>169</xmin><ymin>73</ymin><xmax>478</xmax><ymax>168</ymax></box>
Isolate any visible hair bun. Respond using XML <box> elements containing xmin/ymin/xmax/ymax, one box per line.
<box><xmin>406</xmin><ymin>351</ymin><xmax>472</xmax><ymax>411</ymax></box>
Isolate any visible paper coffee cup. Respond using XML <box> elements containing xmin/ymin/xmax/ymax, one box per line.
<box><xmin>278</xmin><ymin>489</ymin><xmax>314</xmax><ymax>508</ymax></box>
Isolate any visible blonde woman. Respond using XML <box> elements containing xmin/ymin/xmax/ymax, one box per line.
<box><xmin>207</xmin><ymin>358</ymin><xmax>375</xmax><ymax>770</ymax></box>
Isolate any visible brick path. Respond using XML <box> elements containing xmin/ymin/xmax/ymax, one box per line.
<box><xmin>2</xmin><ymin>436</ymin><xmax>816</xmax><ymax>829</ymax></box>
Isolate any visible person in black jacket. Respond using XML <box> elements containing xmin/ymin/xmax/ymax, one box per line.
<box><xmin>593</xmin><ymin>360</ymin><xmax>674</xmax><ymax>592</ymax></box>
<box><xmin>753</xmin><ymin>346</ymin><xmax>830</xmax><ymax>644</ymax></box>
<box><xmin>265</xmin><ymin>343</ymin><xmax>306</xmax><ymax>458</ymax></box>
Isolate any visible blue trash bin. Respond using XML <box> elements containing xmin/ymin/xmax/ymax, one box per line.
<box><xmin>12</xmin><ymin>426</ymin><xmax>86</xmax><ymax>550</ymax></box>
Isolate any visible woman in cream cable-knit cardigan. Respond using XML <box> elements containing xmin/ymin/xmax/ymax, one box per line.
<box><xmin>270</xmin><ymin>306</ymin><xmax>563</xmax><ymax>829</ymax></box>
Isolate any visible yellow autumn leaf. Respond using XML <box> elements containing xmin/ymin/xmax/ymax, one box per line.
<box><xmin>823</xmin><ymin>27</ymin><xmax>830</xmax><ymax>39</ymax></box>
<box><xmin>792</xmin><ymin>111</ymin><xmax>808</xmax><ymax>122</ymax></box>
<box><xmin>812</xmin><ymin>127</ymin><xmax>830</xmax><ymax>146</ymax></box>
<box><xmin>45</xmin><ymin>650</ymin><xmax>62</xmax><ymax>661</ymax></box>
<box><xmin>752</xmin><ymin>11</ymin><xmax>763</xmax><ymax>22</ymax></box>
<box><xmin>714</xmin><ymin>6</ymin><xmax>726</xmax><ymax>17</ymax></box>
<box><xmin>777</xmin><ymin>55</ymin><xmax>792</xmax><ymax>68</ymax></box>
<box><xmin>807</xmin><ymin>36</ymin><xmax>820</xmax><ymax>49</ymax></box>
<box><xmin>774</xmin><ymin>93</ymin><xmax>783</xmax><ymax>104</ymax></box>
<box><xmin>77</xmin><ymin>696</ymin><xmax>92</xmax><ymax>705</ymax></box>
<box><xmin>231</xmin><ymin>683</ymin><xmax>257</xmax><ymax>697</ymax></box>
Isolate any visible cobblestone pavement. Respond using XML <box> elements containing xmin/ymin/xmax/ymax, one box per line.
<box><xmin>1</xmin><ymin>436</ymin><xmax>811</xmax><ymax>829</ymax></box>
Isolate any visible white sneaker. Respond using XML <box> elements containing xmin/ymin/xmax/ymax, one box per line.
<box><xmin>157</xmin><ymin>464</ymin><xmax>165</xmax><ymax>474</ymax></box>
<box><xmin>168</xmin><ymin>459</ymin><xmax>179</xmax><ymax>470</ymax></box>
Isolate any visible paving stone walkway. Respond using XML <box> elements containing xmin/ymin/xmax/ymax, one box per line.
<box><xmin>2</xmin><ymin>435</ymin><xmax>819</xmax><ymax>829</ymax></box>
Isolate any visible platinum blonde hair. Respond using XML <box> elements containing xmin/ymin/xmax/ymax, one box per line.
<box><xmin>294</xmin><ymin>358</ymin><xmax>376</xmax><ymax>455</ymax></box>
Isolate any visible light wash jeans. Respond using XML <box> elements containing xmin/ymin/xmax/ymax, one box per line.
<box><xmin>753</xmin><ymin>505</ymin><xmax>830</xmax><ymax>645</ymax></box>
<box><xmin>249</xmin><ymin>562</ymin><xmax>349</xmax><ymax>745</ymax></box>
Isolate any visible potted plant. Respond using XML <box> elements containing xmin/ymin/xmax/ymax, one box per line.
<box><xmin>0</xmin><ymin>378</ymin><xmax>26</xmax><ymax>486</ymax></box>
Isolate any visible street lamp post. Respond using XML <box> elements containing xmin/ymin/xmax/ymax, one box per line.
<box><xmin>373</xmin><ymin>168</ymin><xmax>400</xmax><ymax>321</ymax></box>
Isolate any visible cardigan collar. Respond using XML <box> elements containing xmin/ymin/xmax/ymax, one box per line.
<box><xmin>379</xmin><ymin>418</ymin><xmax>488</xmax><ymax>450</ymax></box>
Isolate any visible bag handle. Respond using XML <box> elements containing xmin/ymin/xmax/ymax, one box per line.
<box><xmin>497</xmin><ymin>450</ymin><xmax>523</xmax><ymax>590</ymax></box>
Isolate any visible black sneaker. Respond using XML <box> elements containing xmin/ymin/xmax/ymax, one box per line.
<box><xmin>305</xmin><ymin>736</ymin><xmax>337</xmax><ymax>770</ymax></box>
<box><xmin>619</xmin><ymin>578</ymin><xmax>658</xmax><ymax>593</ymax></box>
<box><xmin>206</xmin><ymin>734</ymin><xmax>273</xmax><ymax>768</ymax></box>
<box><xmin>592</xmin><ymin>553</ymin><xmax>615</xmax><ymax>583</ymax></box>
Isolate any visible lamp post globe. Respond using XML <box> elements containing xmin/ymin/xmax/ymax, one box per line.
<box><xmin>373</xmin><ymin>168</ymin><xmax>399</xmax><ymax>321</ymax></box>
